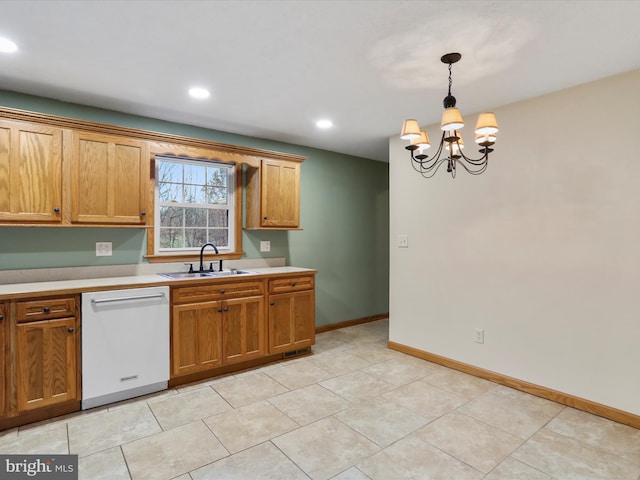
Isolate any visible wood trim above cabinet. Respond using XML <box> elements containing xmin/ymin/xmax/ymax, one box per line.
<box><xmin>0</xmin><ymin>107</ymin><xmax>306</xmax><ymax>163</ymax></box>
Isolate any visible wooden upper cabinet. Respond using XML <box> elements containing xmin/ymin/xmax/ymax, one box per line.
<box><xmin>70</xmin><ymin>131</ymin><xmax>149</xmax><ymax>225</ymax></box>
<box><xmin>246</xmin><ymin>159</ymin><xmax>301</xmax><ymax>229</ymax></box>
<box><xmin>0</xmin><ymin>119</ymin><xmax>63</xmax><ymax>223</ymax></box>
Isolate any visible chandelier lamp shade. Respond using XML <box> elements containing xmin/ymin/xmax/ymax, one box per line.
<box><xmin>400</xmin><ymin>52</ymin><xmax>499</xmax><ymax>178</ymax></box>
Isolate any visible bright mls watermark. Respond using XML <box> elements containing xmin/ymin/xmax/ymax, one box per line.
<box><xmin>1</xmin><ymin>455</ymin><xmax>78</xmax><ymax>479</ymax></box>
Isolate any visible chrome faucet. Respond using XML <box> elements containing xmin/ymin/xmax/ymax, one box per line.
<box><xmin>199</xmin><ymin>243</ymin><xmax>222</xmax><ymax>272</ymax></box>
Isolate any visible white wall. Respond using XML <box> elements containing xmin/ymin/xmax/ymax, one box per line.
<box><xmin>389</xmin><ymin>69</ymin><xmax>640</xmax><ymax>416</ymax></box>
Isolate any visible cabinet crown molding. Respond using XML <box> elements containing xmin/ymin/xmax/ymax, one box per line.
<box><xmin>0</xmin><ymin>106</ymin><xmax>306</xmax><ymax>163</ymax></box>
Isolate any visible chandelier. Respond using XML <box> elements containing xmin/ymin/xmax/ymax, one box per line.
<box><xmin>400</xmin><ymin>52</ymin><xmax>499</xmax><ymax>178</ymax></box>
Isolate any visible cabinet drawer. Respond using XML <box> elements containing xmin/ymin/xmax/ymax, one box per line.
<box><xmin>16</xmin><ymin>297</ymin><xmax>76</xmax><ymax>323</ymax></box>
<box><xmin>173</xmin><ymin>280</ymin><xmax>265</xmax><ymax>304</ymax></box>
<box><xmin>268</xmin><ymin>276</ymin><xmax>314</xmax><ymax>294</ymax></box>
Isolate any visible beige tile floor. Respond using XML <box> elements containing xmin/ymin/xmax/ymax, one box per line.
<box><xmin>2</xmin><ymin>318</ymin><xmax>640</xmax><ymax>479</ymax></box>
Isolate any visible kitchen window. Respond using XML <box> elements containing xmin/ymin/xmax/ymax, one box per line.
<box><xmin>153</xmin><ymin>155</ymin><xmax>236</xmax><ymax>255</ymax></box>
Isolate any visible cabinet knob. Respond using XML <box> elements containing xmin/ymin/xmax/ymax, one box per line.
<box><xmin>68</xmin><ymin>327</ymin><xmax>75</xmax><ymax>333</ymax></box>
<box><xmin>270</xmin><ymin>302</ymin><xmax>275</xmax><ymax>306</ymax></box>
<box><xmin>43</xmin><ymin>306</ymin><xmax>50</xmax><ymax>313</ymax></box>
<box><xmin>292</xmin><ymin>282</ymin><xmax>297</xmax><ymax>287</ymax></box>
<box><xmin>140</xmin><ymin>211</ymin><xmax>146</xmax><ymax>216</ymax></box>
<box><xmin>53</xmin><ymin>207</ymin><xmax>60</xmax><ymax>214</ymax></box>
<box><xmin>218</xmin><ymin>308</ymin><xmax>222</xmax><ymax>313</ymax></box>
<box><xmin>220</xmin><ymin>289</ymin><xmax>225</xmax><ymax>294</ymax></box>
<box><xmin>224</xmin><ymin>307</ymin><xmax>229</xmax><ymax>312</ymax></box>
<box><xmin>263</xmin><ymin>216</ymin><xmax>268</xmax><ymax>220</ymax></box>
<box><xmin>0</xmin><ymin>314</ymin><xmax>3</xmax><ymax>321</ymax></box>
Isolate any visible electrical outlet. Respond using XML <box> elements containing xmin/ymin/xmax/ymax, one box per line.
<box><xmin>96</xmin><ymin>241</ymin><xmax>112</xmax><ymax>257</ymax></box>
<box><xmin>260</xmin><ymin>240</ymin><xmax>271</xmax><ymax>252</ymax></box>
<box><xmin>474</xmin><ymin>328</ymin><xmax>484</xmax><ymax>344</ymax></box>
<box><xmin>398</xmin><ymin>235</ymin><xmax>409</xmax><ymax>248</ymax></box>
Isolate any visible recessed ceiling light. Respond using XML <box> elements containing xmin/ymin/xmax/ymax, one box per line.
<box><xmin>188</xmin><ymin>87</ymin><xmax>210</xmax><ymax>99</ymax></box>
<box><xmin>0</xmin><ymin>37</ymin><xmax>18</xmax><ymax>54</ymax></box>
<box><xmin>316</xmin><ymin>119</ymin><xmax>333</xmax><ymax>129</ymax></box>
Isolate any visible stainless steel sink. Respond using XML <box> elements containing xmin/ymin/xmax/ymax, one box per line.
<box><xmin>207</xmin><ymin>270</ymin><xmax>255</xmax><ymax>277</ymax></box>
<box><xmin>160</xmin><ymin>270</ymin><xmax>255</xmax><ymax>280</ymax></box>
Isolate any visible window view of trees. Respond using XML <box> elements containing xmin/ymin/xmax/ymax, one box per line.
<box><xmin>156</xmin><ymin>157</ymin><xmax>233</xmax><ymax>251</ymax></box>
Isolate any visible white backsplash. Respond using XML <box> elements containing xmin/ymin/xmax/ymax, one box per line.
<box><xmin>0</xmin><ymin>257</ymin><xmax>286</xmax><ymax>285</ymax></box>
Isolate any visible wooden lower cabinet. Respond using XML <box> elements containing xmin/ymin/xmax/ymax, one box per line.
<box><xmin>222</xmin><ymin>295</ymin><xmax>265</xmax><ymax>365</ymax></box>
<box><xmin>16</xmin><ymin>316</ymin><xmax>77</xmax><ymax>411</ymax></box>
<box><xmin>268</xmin><ymin>290</ymin><xmax>315</xmax><ymax>354</ymax></box>
<box><xmin>1</xmin><ymin>295</ymin><xmax>80</xmax><ymax>430</ymax></box>
<box><xmin>172</xmin><ymin>301</ymin><xmax>223</xmax><ymax>376</ymax></box>
<box><xmin>170</xmin><ymin>281</ymin><xmax>267</xmax><ymax>380</ymax></box>
<box><xmin>0</xmin><ymin>304</ymin><xmax>5</xmax><ymax>417</ymax></box>
<box><xmin>268</xmin><ymin>275</ymin><xmax>315</xmax><ymax>354</ymax></box>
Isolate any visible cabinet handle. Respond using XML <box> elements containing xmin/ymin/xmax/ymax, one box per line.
<box><xmin>270</xmin><ymin>302</ymin><xmax>275</xmax><ymax>306</ymax></box>
<box><xmin>53</xmin><ymin>207</ymin><xmax>60</xmax><ymax>214</ymax></box>
<box><xmin>140</xmin><ymin>211</ymin><xmax>146</xmax><ymax>216</ymax></box>
<box><xmin>43</xmin><ymin>306</ymin><xmax>50</xmax><ymax>313</ymax></box>
<box><xmin>68</xmin><ymin>327</ymin><xmax>75</xmax><ymax>333</ymax></box>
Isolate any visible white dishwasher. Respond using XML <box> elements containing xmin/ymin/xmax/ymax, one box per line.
<box><xmin>81</xmin><ymin>286</ymin><xmax>170</xmax><ymax>410</ymax></box>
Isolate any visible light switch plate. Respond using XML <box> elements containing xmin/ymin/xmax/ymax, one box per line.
<box><xmin>398</xmin><ymin>235</ymin><xmax>409</xmax><ymax>248</ymax></box>
<box><xmin>260</xmin><ymin>240</ymin><xmax>271</xmax><ymax>252</ymax></box>
<box><xmin>474</xmin><ymin>328</ymin><xmax>484</xmax><ymax>344</ymax></box>
<box><xmin>96</xmin><ymin>242</ymin><xmax>112</xmax><ymax>256</ymax></box>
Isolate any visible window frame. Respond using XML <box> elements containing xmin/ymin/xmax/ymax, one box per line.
<box><xmin>146</xmin><ymin>153</ymin><xmax>243</xmax><ymax>263</ymax></box>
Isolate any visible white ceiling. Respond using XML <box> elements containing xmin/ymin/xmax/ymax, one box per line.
<box><xmin>1</xmin><ymin>0</ymin><xmax>640</xmax><ymax>162</ymax></box>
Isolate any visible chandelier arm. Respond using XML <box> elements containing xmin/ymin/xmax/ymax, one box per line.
<box><xmin>409</xmin><ymin>132</ymin><xmax>447</xmax><ymax>173</ymax></box>
<box><xmin>411</xmin><ymin>157</ymin><xmax>436</xmax><ymax>174</ymax></box>
<box><xmin>455</xmin><ymin>158</ymin><xmax>489</xmax><ymax>175</ymax></box>
<box><xmin>458</xmin><ymin>148</ymin><xmax>490</xmax><ymax>165</ymax></box>
<box><xmin>420</xmin><ymin>158</ymin><xmax>449</xmax><ymax>178</ymax></box>
<box><xmin>410</xmin><ymin>151</ymin><xmax>439</xmax><ymax>173</ymax></box>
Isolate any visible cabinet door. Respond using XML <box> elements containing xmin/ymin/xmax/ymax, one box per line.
<box><xmin>222</xmin><ymin>295</ymin><xmax>265</xmax><ymax>365</ymax></box>
<box><xmin>0</xmin><ymin>304</ymin><xmax>5</xmax><ymax>416</ymax></box>
<box><xmin>172</xmin><ymin>301</ymin><xmax>222</xmax><ymax>377</ymax></box>
<box><xmin>0</xmin><ymin>119</ymin><xmax>63</xmax><ymax>223</ymax></box>
<box><xmin>268</xmin><ymin>290</ymin><xmax>315</xmax><ymax>354</ymax></box>
<box><xmin>261</xmin><ymin>159</ymin><xmax>300</xmax><ymax>228</ymax></box>
<box><xmin>71</xmin><ymin>131</ymin><xmax>149</xmax><ymax>224</ymax></box>
<box><xmin>16</xmin><ymin>317</ymin><xmax>77</xmax><ymax>411</ymax></box>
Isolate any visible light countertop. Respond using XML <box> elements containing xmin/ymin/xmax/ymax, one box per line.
<box><xmin>0</xmin><ymin>266</ymin><xmax>316</xmax><ymax>299</ymax></box>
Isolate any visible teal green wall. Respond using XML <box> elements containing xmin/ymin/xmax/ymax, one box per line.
<box><xmin>0</xmin><ymin>91</ymin><xmax>389</xmax><ymax>327</ymax></box>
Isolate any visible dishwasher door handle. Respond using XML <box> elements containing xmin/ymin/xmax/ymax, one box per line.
<box><xmin>91</xmin><ymin>293</ymin><xmax>166</xmax><ymax>304</ymax></box>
